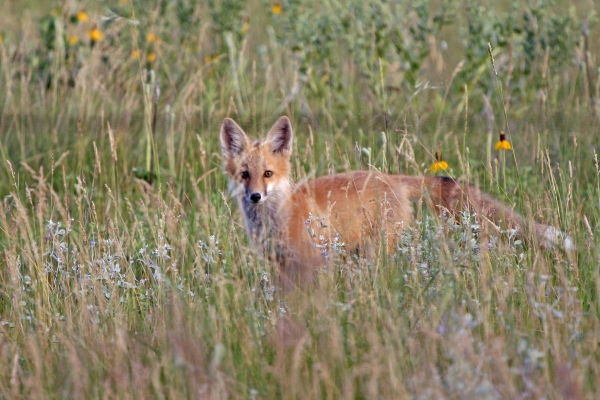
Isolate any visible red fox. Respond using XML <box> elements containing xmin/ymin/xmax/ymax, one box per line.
<box><xmin>220</xmin><ymin>116</ymin><xmax>573</xmax><ymax>287</ymax></box>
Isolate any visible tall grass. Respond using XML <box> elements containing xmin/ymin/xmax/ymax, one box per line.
<box><xmin>0</xmin><ymin>0</ymin><xmax>599</xmax><ymax>398</ymax></box>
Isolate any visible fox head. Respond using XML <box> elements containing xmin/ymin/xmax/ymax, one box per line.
<box><xmin>220</xmin><ymin>116</ymin><xmax>293</xmax><ymax>206</ymax></box>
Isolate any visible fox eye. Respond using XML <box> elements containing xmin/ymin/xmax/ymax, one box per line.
<box><xmin>264</xmin><ymin>170</ymin><xmax>273</xmax><ymax>178</ymax></box>
<box><xmin>241</xmin><ymin>171</ymin><xmax>250</xmax><ymax>180</ymax></box>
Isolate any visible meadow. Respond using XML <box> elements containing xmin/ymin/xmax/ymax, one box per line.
<box><xmin>0</xmin><ymin>0</ymin><xmax>599</xmax><ymax>398</ymax></box>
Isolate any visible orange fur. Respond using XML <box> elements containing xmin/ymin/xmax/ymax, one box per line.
<box><xmin>220</xmin><ymin>116</ymin><xmax>572</xmax><ymax>287</ymax></box>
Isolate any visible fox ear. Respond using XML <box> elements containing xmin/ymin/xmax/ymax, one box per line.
<box><xmin>266</xmin><ymin>116</ymin><xmax>293</xmax><ymax>157</ymax></box>
<box><xmin>220</xmin><ymin>118</ymin><xmax>249</xmax><ymax>159</ymax></box>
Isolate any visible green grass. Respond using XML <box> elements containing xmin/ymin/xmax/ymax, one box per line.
<box><xmin>0</xmin><ymin>0</ymin><xmax>599</xmax><ymax>398</ymax></box>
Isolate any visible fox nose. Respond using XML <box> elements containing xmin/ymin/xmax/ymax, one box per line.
<box><xmin>250</xmin><ymin>193</ymin><xmax>262</xmax><ymax>203</ymax></box>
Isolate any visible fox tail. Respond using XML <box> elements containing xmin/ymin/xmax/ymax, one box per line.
<box><xmin>400</xmin><ymin>176</ymin><xmax>574</xmax><ymax>251</ymax></box>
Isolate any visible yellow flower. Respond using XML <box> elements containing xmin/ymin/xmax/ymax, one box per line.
<box><xmin>131</xmin><ymin>49</ymin><xmax>140</xmax><ymax>60</ymax></box>
<box><xmin>495</xmin><ymin>140</ymin><xmax>512</xmax><ymax>150</ymax></box>
<box><xmin>51</xmin><ymin>9</ymin><xmax>60</xmax><ymax>17</ymax></box>
<box><xmin>89</xmin><ymin>28</ymin><xmax>104</xmax><ymax>42</ymax></box>
<box><xmin>204</xmin><ymin>53</ymin><xmax>219</xmax><ymax>64</ymax></box>
<box><xmin>272</xmin><ymin>2</ymin><xmax>282</xmax><ymax>14</ymax></box>
<box><xmin>146</xmin><ymin>32</ymin><xmax>158</xmax><ymax>43</ymax></box>
<box><xmin>429</xmin><ymin>160</ymin><xmax>449</xmax><ymax>173</ymax></box>
<box><xmin>0</xmin><ymin>34</ymin><xmax>3</xmax><ymax>43</ymax></box>
<box><xmin>77</xmin><ymin>11</ymin><xmax>89</xmax><ymax>22</ymax></box>
<box><xmin>240</xmin><ymin>16</ymin><xmax>250</xmax><ymax>34</ymax></box>
<box><xmin>494</xmin><ymin>131</ymin><xmax>512</xmax><ymax>151</ymax></box>
<box><xmin>429</xmin><ymin>150</ymin><xmax>449</xmax><ymax>173</ymax></box>
<box><xmin>147</xmin><ymin>51</ymin><xmax>156</xmax><ymax>63</ymax></box>
<box><xmin>68</xmin><ymin>35</ymin><xmax>79</xmax><ymax>45</ymax></box>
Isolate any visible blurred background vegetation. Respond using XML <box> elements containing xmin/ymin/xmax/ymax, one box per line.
<box><xmin>0</xmin><ymin>0</ymin><xmax>597</xmax><ymax>182</ymax></box>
